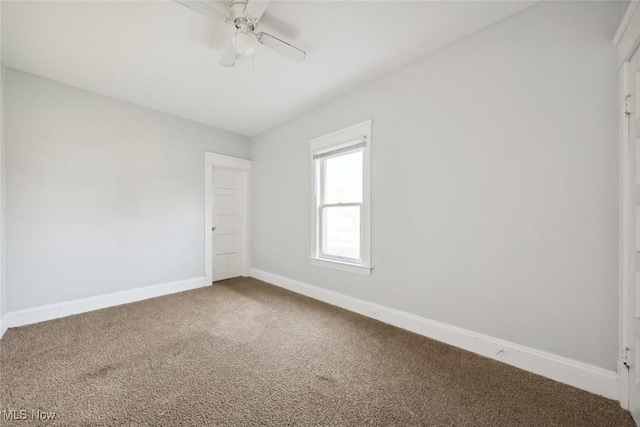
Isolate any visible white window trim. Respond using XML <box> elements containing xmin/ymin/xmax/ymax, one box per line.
<box><xmin>310</xmin><ymin>119</ymin><xmax>372</xmax><ymax>276</ymax></box>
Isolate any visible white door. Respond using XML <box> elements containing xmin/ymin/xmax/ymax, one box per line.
<box><xmin>627</xmin><ymin>47</ymin><xmax>640</xmax><ymax>424</ymax></box>
<box><xmin>212</xmin><ymin>167</ymin><xmax>243</xmax><ymax>282</ymax></box>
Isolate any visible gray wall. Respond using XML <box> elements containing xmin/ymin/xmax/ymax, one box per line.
<box><xmin>1</xmin><ymin>0</ymin><xmax>5</xmax><ymax>322</ymax></box>
<box><xmin>1</xmin><ymin>64</ymin><xmax>4</xmax><ymax>322</ymax></box>
<box><xmin>251</xmin><ymin>1</ymin><xmax>624</xmax><ymax>370</ymax></box>
<box><xmin>0</xmin><ymin>53</ymin><xmax>4</xmax><ymax>322</ymax></box>
<box><xmin>5</xmin><ymin>69</ymin><xmax>250</xmax><ymax>311</ymax></box>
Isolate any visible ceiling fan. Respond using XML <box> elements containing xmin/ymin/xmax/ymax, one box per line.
<box><xmin>174</xmin><ymin>0</ymin><xmax>306</xmax><ymax>67</ymax></box>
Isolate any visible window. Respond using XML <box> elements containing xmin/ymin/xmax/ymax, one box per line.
<box><xmin>310</xmin><ymin>120</ymin><xmax>372</xmax><ymax>275</ymax></box>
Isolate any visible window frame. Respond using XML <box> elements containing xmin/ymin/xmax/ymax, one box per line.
<box><xmin>310</xmin><ymin>120</ymin><xmax>372</xmax><ymax>275</ymax></box>
<box><xmin>317</xmin><ymin>150</ymin><xmax>363</xmax><ymax>264</ymax></box>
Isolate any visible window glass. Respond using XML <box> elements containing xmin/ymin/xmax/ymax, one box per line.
<box><xmin>322</xmin><ymin>205</ymin><xmax>361</xmax><ymax>260</ymax></box>
<box><xmin>323</xmin><ymin>150</ymin><xmax>363</xmax><ymax>204</ymax></box>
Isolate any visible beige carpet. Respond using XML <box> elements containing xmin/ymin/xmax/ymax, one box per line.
<box><xmin>0</xmin><ymin>277</ymin><xmax>634</xmax><ymax>426</ymax></box>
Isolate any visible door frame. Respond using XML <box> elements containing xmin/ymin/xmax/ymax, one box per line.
<box><xmin>204</xmin><ymin>152</ymin><xmax>252</xmax><ymax>285</ymax></box>
<box><xmin>615</xmin><ymin>0</ymin><xmax>640</xmax><ymax>410</ymax></box>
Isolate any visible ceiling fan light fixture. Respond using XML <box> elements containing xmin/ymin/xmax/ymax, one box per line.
<box><xmin>234</xmin><ymin>30</ymin><xmax>256</xmax><ymax>56</ymax></box>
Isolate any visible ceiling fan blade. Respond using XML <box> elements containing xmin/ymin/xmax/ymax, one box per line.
<box><xmin>244</xmin><ymin>0</ymin><xmax>272</xmax><ymax>24</ymax></box>
<box><xmin>173</xmin><ymin>0</ymin><xmax>231</xmax><ymax>22</ymax></box>
<box><xmin>219</xmin><ymin>37</ymin><xmax>238</xmax><ymax>67</ymax></box>
<box><xmin>256</xmin><ymin>32</ymin><xmax>306</xmax><ymax>63</ymax></box>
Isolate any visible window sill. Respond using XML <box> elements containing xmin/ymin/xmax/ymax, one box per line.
<box><xmin>309</xmin><ymin>257</ymin><xmax>372</xmax><ymax>276</ymax></box>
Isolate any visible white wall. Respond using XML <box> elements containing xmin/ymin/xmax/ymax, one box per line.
<box><xmin>5</xmin><ymin>69</ymin><xmax>250</xmax><ymax>312</ymax></box>
<box><xmin>251</xmin><ymin>1</ymin><xmax>624</xmax><ymax>371</ymax></box>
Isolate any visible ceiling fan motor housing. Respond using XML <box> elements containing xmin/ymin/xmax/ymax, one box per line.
<box><xmin>230</xmin><ymin>0</ymin><xmax>251</xmax><ymax>27</ymax></box>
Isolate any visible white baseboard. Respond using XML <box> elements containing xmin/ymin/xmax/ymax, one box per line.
<box><xmin>1</xmin><ymin>276</ymin><xmax>207</xmax><ymax>332</ymax></box>
<box><xmin>0</xmin><ymin>315</ymin><xmax>6</xmax><ymax>340</ymax></box>
<box><xmin>251</xmin><ymin>268</ymin><xmax>619</xmax><ymax>401</ymax></box>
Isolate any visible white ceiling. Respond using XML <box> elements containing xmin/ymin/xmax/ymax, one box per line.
<box><xmin>2</xmin><ymin>1</ymin><xmax>536</xmax><ymax>137</ymax></box>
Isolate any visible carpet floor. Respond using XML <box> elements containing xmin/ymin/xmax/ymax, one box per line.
<box><xmin>0</xmin><ymin>277</ymin><xmax>634</xmax><ymax>426</ymax></box>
